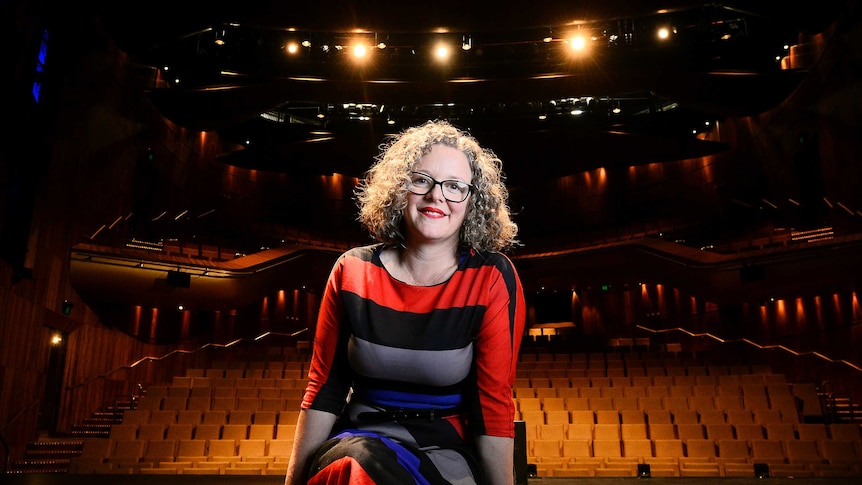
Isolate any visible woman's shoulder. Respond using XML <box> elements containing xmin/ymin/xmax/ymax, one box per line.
<box><xmin>340</xmin><ymin>243</ymin><xmax>385</xmax><ymax>263</ymax></box>
<box><xmin>461</xmin><ymin>248</ymin><xmax>516</xmax><ymax>271</ymax></box>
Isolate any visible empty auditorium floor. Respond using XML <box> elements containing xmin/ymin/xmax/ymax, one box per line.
<box><xmin>5</xmin><ymin>475</ymin><xmax>862</xmax><ymax>485</ymax></box>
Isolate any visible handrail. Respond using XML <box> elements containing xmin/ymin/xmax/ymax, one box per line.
<box><xmin>0</xmin><ymin>399</ymin><xmax>41</xmax><ymax>474</ymax></box>
<box><xmin>635</xmin><ymin>324</ymin><xmax>862</xmax><ymax>374</ymax></box>
<box><xmin>65</xmin><ymin>328</ymin><xmax>309</xmax><ymax>390</ymax></box>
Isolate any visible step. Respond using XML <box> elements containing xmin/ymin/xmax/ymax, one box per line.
<box><xmin>10</xmin><ymin>458</ymin><xmax>72</xmax><ymax>468</ymax></box>
<box><xmin>26</xmin><ymin>438</ymin><xmax>84</xmax><ymax>449</ymax></box>
<box><xmin>7</xmin><ymin>460</ymin><xmax>72</xmax><ymax>475</ymax></box>
<box><xmin>23</xmin><ymin>449</ymin><xmax>82</xmax><ymax>459</ymax></box>
<box><xmin>68</xmin><ymin>429</ymin><xmax>110</xmax><ymax>438</ymax></box>
<box><xmin>5</xmin><ymin>468</ymin><xmax>70</xmax><ymax>474</ymax></box>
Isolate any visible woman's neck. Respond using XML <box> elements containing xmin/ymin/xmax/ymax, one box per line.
<box><xmin>384</xmin><ymin>243</ymin><xmax>459</xmax><ymax>286</ymax></box>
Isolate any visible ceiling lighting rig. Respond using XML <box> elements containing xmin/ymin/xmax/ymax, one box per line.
<box><xmin>147</xmin><ymin>5</ymin><xmax>795</xmax><ymax>89</ymax></box>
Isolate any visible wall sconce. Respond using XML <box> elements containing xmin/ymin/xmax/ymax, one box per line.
<box><xmin>62</xmin><ymin>300</ymin><xmax>74</xmax><ymax>315</ymax></box>
<box><xmin>51</xmin><ymin>333</ymin><xmax>63</xmax><ymax>345</ymax></box>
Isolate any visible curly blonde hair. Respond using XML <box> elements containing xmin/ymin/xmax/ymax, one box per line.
<box><xmin>356</xmin><ymin>120</ymin><xmax>518</xmax><ymax>253</ymax></box>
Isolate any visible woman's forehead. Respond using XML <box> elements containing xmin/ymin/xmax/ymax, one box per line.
<box><xmin>413</xmin><ymin>145</ymin><xmax>471</xmax><ymax>176</ymax></box>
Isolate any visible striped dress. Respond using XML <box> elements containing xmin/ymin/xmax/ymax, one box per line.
<box><xmin>301</xmin><ymin>243</ymin><xmax>526</xmax><ymax>484</ymax></box>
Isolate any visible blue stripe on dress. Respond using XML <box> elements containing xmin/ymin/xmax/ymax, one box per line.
<box><xmin>332</xmin><ymin>430</ymin><xmax>431</xmax><ymax>485</ymax></box>
<box><xmin>357</xmin><ymin>388</ymin><xmax>463</xmax><ymax>409</ymax></box>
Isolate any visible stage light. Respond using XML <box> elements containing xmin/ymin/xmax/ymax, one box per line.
<box><xmin>285</xmin><ymin>42</ymin><xmax>299</xmax><ymax>54</ymax></box>
<box><xmin>461</xmin><ymin>35</ymin><xmax>472</xmax><ymax>51</ymax></box>
<box><xmin>565</xmin><ymin>33</ymin><xmax>591</xmax><ymax>56</ymax></box>
<box><xmin>352</xmin><ymin>44</ymin><xmax>368</xmax><ymax>58</ymax></box>
<box><xmin>434</xmin><ymin>43</ymin><xmax>451</xmax><ymax>61</ymax></box>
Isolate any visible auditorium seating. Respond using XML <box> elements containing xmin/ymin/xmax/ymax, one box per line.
<box><xmin>515</xmin><ymin>346</ymin><xmax>862</xmax><ymax>478</ymax></box>
<box><xmin>69</xmin><ymin>343</ymin><xmax>862</xmax><ymax>477</ymax></box>
<box><xmin>70</xmin><ymin>348</ymin><xmax>309</xmax><ymax>475</ymax></box>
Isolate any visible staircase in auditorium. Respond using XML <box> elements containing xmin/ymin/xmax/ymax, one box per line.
<box><xmin>6</xmin><ymin>395</ymin><xmax>131</xmax><ymax>474</ymax></box>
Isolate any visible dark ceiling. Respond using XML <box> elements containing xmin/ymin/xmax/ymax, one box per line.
<box><xmin>86</xmin><ymin>1</ymin><xmax>847</xmax><ymax>180</ymax></box>
<box><xmin>55</xmin><ymin>1</ymin><xmax>859</xmax><ymax>321</ymax></box>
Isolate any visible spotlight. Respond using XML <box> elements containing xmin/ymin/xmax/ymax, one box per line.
<box><xmin>51</xmin><ymin>333</ymin><xmax>63</xmax><ymax>345</ymax></box>
<box><xmin>461</xmin><ymin>35</ymin><xmax>472</xmax><ymax>51</ymax></box>
<box><xmin>568</xmin><ymin>35</ymin><xmax>587</xmax><ymax>51</ymax></box>
<box><xmin>352</xmin><ymin>44</ymin><xmax>368</xmax><ymax>58</ymax></box>
<box><xmin>434</xmin><ymin>43</ymin><xmax>450</xmax><ymax>61</ymax></box>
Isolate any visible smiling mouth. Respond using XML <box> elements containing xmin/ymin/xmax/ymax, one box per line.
<box><xmin>420</xmin><ymin>207</ymin><xmax>446</xmax><ymax>216</ymax></box>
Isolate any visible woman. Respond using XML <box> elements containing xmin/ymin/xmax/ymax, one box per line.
<box><xmin>285</xmin><ymin>120</ymin><xmax>526</xmax><ymax>485</ymax></box>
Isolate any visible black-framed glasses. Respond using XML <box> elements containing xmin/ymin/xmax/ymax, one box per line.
<box><xmin>408</xmin><ymin>172</ymin><xmax>474</xmax><ymax>203</ymax></box>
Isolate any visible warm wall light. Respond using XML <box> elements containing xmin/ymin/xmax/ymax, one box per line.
<box><xmin>434</xmin><ymin>43</ymin><xmax>450</xmax><ymax>61</ymax></box>
<box><xmin>51</xmin><ymin>333</ymin><xmax>63</xmax><ymax>345</ymax></box>
<box><xmin>285</xmin><ymin>42</ymin><xmax>299</xmax><ymax>54</ymax></box>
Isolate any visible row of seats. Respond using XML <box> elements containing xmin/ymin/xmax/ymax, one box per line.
<box><xmin>72</xmin><ymin>437</ymin><xmax>294</xmax><ymax>475</ymax></box>
<box><xmin>516</xmin><ymin>373</ymin><xmax>788</xmax><ymax>388</ymax></box>
<box><xmin>517</xmin><ymin>407</ymin><xmax>801</xmax><ymax>427</ymax></box>
<box><xmin>514</xmin><ymin>389</ymin><xmax>804</xmax><ymax>415</ymax></box>
<box><xmin>517</xmin><ymin>362</ymin><xmax>772</xmax><ymax>375</ymax></box>
<box><xmin>520</xmin><ymin>383</ymin><xmax>792</xmax><ymax>396</ymax></box>
<box><xmin>524</xmin><ymin>422</ymin><xmax>862</xmax><ymax>442</ymax></box>
<box><xmin>136</xmin><ymin>395</ymin><xmax>304</xmax><ymax>413</ymax></box>
<box><xmin>123</xmin><ymin>408</ymin><xmax>299</xmax><ymax>427</ymax></box>
<box><xmin>518</xmin><ymin>349</ymin><xmax>704</xmax><ymax>364</ymax></box>
<box><xmin>150</xmin><ymin>385</ymin><xmax>305</xmax><ymax>399</ymax></box>
<box><xmin>169</xmin><ymin>376</ymin><xmax>308</xmax><ymax>388</ymax></box>
<box><xmin>528</xmin><ymin>437</ymin><xmax>862</xmax><ymax>477</ymax></box>
<box><xmin>111</xmin><ymin>422</ymin><xmax>298</xmax><ymax>442</ymax></box>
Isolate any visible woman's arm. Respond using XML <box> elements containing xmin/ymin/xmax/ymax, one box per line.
<box><xmin>283</xmin><ymin>408</ymin><xmax>339</xmax><ymax>485</ymax></box>
<box><xmin>476</xmin><ymin>434</ymin><xmax>514</xmax><ymax>485</ymax></box>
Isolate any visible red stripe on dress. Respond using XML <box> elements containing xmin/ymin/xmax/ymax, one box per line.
<box><xmin>307</xmin><ymin>456</ymin><xmax>378</xmax><ymax>485</ymax></box>
<box><xmin>340</xmin><ymin>255</ymin><xmax>500</xmax><ymax>313</ymax></box>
